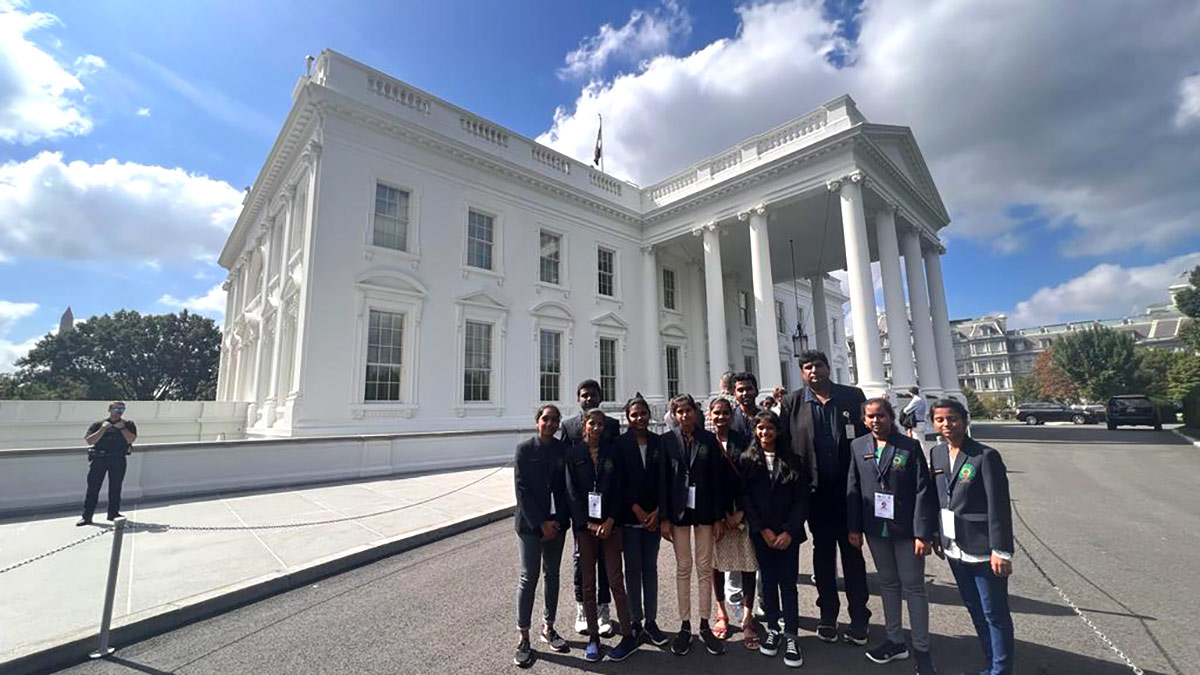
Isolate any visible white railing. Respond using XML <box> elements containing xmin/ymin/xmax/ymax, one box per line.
<box><xmin>648</xmin><ymin>170</ymin><xmax>698</xmax><ymax>200</ymax></box>
<box><xmin>366</xmin><ymin>74</ymin><xmax>431</xmax><ymax>115</ymax></box>
<box><xmin>755</xmin><ymin>110</ymin><xmax>828</xmax><ymax>155</ymax></box>
<box><xmin>531</xmin><ymin>146</ymin><xmax>571</xmax><ymax>175</ymax></box>
<box><xmin>710</xmin><ymin>149</ymin><xmax>742</xmax><ymax>175</ymax></box>
<box><xmin>589</xmin><ymin>169</ymin><xmax>623</xmax><ymax>195</ymax></box>
<box><xmin>460</xmin><ymin>115</ymin><xmax>510</xmax><ymax>149</ymax></box>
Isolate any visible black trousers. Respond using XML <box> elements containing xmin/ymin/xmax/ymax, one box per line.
<box><xmin>810</xmin><ymin>504</ymin><xmax>871</xmax><ymax>627</ymax></box>
<box><xmin>753</xmin><ymin>534</ymin><xmax>799</xmax><ymax>636</ymax></box>
<box><xmin>573</xmin><ymin>535</ymin><xmax>611</xmax><ymax>604</ymax></box>
<box><xmin>83</xmin><ymin>454</ymin><xmax>127</xmax><ymax>519</ymax></box>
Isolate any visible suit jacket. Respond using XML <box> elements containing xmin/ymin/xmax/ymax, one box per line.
<box><xmin>616</xmin><ymin>429</ymin><xmax>664</xmax><ymax>526</ymax></box>
<box><xmin>929</xmin><ymin>437</ymin><xmax>1014</xmax><ymax>557</ymax></box>
<box><xmin>565</xmin><ymin>440</ymin><xmax>623</xmax><ymax>530</ymax></box>
<box><xmin>739</xmin><ymin>447</ymin><xmax>810</xmax><ymax>540</ymax></box>
<box><xmin>513</xmin><ymin>436</ymin><xmax>571</xmax><ymax>534</ymax></box>
<box><xmin>846</xmin><ymin>431</ymin><xmax>937</xmax><ymax>540</ymax></box>
<box><xmin>715</xmin><ymin>428</ymin><xmax>751</xmax><ymax>519</ymax></box>
<box><xmin>659</xmin><ymin>426</ymin><xmax>724</xmax><ymax>525</ymax></box>
<box><xmin>558</xmin><ymin>411</ymin><xmax>621</xmax><ymax>446</ymax></box>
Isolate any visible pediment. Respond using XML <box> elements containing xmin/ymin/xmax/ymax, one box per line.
<box><xmin>863</xmin><ymin>125</ymin><xmax>949</xmax><ymax>222</ymax></box>
<box><xmin>660</xmin><ymin>322</ymin><xmax>688</xmax><ymax>339</ymax></box>
<box><xmin>355</xmin><ymin>268</ymin><xmax>428</xmax><ymax>297</ymax></box>
<box><xmin>591</xmin><ymin>311</ymin><xmax>629</xmax><ymax>330</ymax></box>
<box><xmin>454</xmin><ymin>289</ymin><xmax>508</xmax><ymax>310</ymax></box>
<box><xmin>529</xmin><ymin>300</ymin><xmax>573</xmax><ymax>321</ymax></box>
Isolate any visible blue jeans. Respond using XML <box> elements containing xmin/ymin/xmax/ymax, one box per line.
<box><xmin>949</xmin><ymin>559</ymin><xmax>1014</xmax><ymax>675</ymax></box>
<box><xmin>515</xmin><ymin>530</ymin><xmax>566</xmax><ymax>631</ymax></box>
<box><xmin>621</xmin><ymin>525</ymin><xmax>660</xmax><ymax>625</ymax></box>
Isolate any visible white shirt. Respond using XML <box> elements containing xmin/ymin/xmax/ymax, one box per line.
<box><xmin>764</xmin><ymin>451</ymin><xmax>776</xmax><ymax>472</ymax></box>
<box><xmin>902</xmin><ymin>396</ymin><xmax>927</xmax><ymax>422</ymax></box>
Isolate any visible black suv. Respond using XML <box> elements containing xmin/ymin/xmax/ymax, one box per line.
<box><xmin>1015</xmin><ymin>402</ymin><xmax>1097</xmax><ymax>425</ymax></box>
<box><xmin>1105</xmin><ymin>395</ymin><xmax>1162</xmax><ymax>430</ymax></box>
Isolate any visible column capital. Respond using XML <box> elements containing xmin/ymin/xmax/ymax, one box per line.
<box><xmin>827</xmin><ymin>170</ymin><xmax>865</xmax><ymax>192</ymax></box>
<box><xmin>875</xmin><ymin>199</ymin><xmax>899</xmax><ymax>217</ymax></box>
<box><xmin>639</xmin><ymin>243</ymin><xmax>656</xmax><ymax>255</ymax></box>
<box><xmin>736</xmin><ymin>203</ymin><xmax>768</xmax><ymax>221</ymax></box>
<box><xmin>691</xmin><ymin>221</ymin><xmax>721</xmax><ymax>236</ymax></box>
<box><xmin>221</xmin><ymin>280</ymin><xmax>232</xmax><ymax>292</ymax></box>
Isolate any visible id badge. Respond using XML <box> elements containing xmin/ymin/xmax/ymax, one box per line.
<box><xmin>874</xmin><ymin>492</ymin><xmax>895</xmax><ymax>520</ymax></box>
<box><xmin>588</xmin><ymin>491</ymin><xmax>603</xmax><ymax>519</ymax></box>
<box><xmin>844</xmin><ymin>423</ymin><xmax>856</xmax><ymax>440</ymax></box>
<box><xmin>549</xmin><ymin>492</ymin><xmax>557</xmax><ymax>516</ymax></box>
<box><xmin>686</xmin><ymin>484</ymin><xmax>697</xmax><ymax>510</ymax></box>
<box><xmin>940</xmin><ymin>508</ymin><xmax>956</xmax><ymax>540</ymax></box>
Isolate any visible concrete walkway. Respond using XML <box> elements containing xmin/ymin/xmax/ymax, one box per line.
<box><xmin>0</xmin><ymin>466</ymin><xmax>515</xmax><ymax>670</ymax></box>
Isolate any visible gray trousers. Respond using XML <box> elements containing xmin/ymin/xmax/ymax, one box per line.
<box><xmin>516</xmin><ymin>530</ymin><xmax>566</xmax><ymax>631</ymax></box>
<box><xmin>621</xmin><ymin>526</ymin><xmax>660</xmax><ymax>625</ymax></box>
<box><xmin>867</xmin><ymin>534</ymin><xmax>930</xmax><ymax>651</ymax></box>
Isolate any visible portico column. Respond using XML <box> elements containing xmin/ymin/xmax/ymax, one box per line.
<box><xmin>698</xmin><ymin>223</ymin><xmax>730</xmax><ymax>393</ymax></box>
<box><xmin>901</xmin><ymin>227</ymin><xmax>943</xmax><ymax>397</ymax></box>
<box><xmin>875</xmin><ymin>206</ymin><xmax>916</xmax><ymax>392</ymax></box>
<box><xmin>833</xmin><ymin>172</ymin><xmax>886</xmax><ymax>395</ymax></box>
<box><xmin>924</xmin><ymin>247</ymin><xmax>963</xmax><ymax>401</ymax></box>
<box><xmin>742</xmin><ymin>204</ymin><xmax>783</xmax><ymax>392</ymax></box>
<box><xmin>809</xmin><ymin>274</ymin><xmax>832</xmax><ymax>358</ymax></box>
<box><xmin>640</xmin><ymin>244</ymin><xmax>664</xmax><ymax>403</ymax></box>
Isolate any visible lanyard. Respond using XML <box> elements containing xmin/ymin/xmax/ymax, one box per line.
<box><xmin>874</xmin><ymin>441</ymin><xmax>890</xmax><ymax>484</ymax></box>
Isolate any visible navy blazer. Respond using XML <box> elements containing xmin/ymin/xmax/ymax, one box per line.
<box><xmin>514</xmin><ymin>436</ymin><xmax>571</xmax><ymax>535</ymax></box>
<box><xmin>715</xmin><ymin>428</ymin><xmax>751</xmax><ymax>519</ymax></box>
<box><xmin>739</xmin><ymin>446</ymin><xmax>810</xmax><ymax>540</ymax></box>
<box><xmin>558</xmin><ymin>411</ymin><xmax>621</xmax><ymax>446</ymax></box>
<box><xmin>659</xmin><ymin>426</ymin><xmax>723</xmax><ymax>525</ymax></box>
<box><xmin>565</xmin><ymin>440</ymin><xmax>623</xmax><ymax>530</ymax></box>
<box><xmin>929</xmin><ymin>437</ymin><xmax>1014</xmax><ymax>558</ymax></box>
<box><xmin>777</xmin><ymin>383</ymin><xmax>869</xmax><ymax>494</ymax></box>
<box><xmin>616</xmin><ymin>429</ymin><xmax>664</xmax><ymax>525</ymax></box>
<box><xmin>846</xmin><ymin>431</ymin><xmax>938</xmax><ymax>540</ymax></box>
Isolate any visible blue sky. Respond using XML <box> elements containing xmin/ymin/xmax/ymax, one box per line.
<box><xmin>2</xmin><ymin>0</ymin><xmax>1198</xmax><ymax>369</ymax></box>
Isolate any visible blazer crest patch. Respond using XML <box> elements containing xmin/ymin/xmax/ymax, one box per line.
<box><xmin>958</xmin><ymin>463</ymin><xmax>976</xmax><ymax>483</ymax></box>
<box><xmin>892</xmin><ymin>452</ymin><xmax>908</xmax><ymax>470</ymax></box>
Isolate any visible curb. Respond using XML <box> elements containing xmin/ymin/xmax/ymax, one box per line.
<box><xmin>2</xmin><ymin>504</ymin><xmax>515</xmax><ymax>675</ymax></box>
<box><xmin>1170</xmin><ymin>427</ymin><xmax>1200</xmax><ymax>448</ymax></box>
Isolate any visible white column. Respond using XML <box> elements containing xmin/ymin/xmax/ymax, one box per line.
<box><xmin>289</xmin><ymin>141</ymin><xmax>321</xmax><ymax>400</ymax></box>
<box><xmin>809</xmin><ymin>274</ymin><xmax>832</xmax><ymax>358</ymax></box>
<box><xmin>834</xmin><ymin>173</ymin><xmax>886</xmax><ymax>395</ymax></box>
<box><xmin>875</xmin><ymin>207</ymin><xmax>917</xmax><ymax>392</ymax></box>
<box><xmin>925</xmin><ymin>247</ymin><xmax>963</xmax><ymax>401</ymax></box>
<box><xmin>689</xmin><ymin>262</ymin><xmax>708</xmax><ymax>394</ymax></box>
<box><xmin>640</xmin><ymin>245</ymin><xmax>664</xmax><ymax>402</ymax></box>
<box><xmin>699</xmin><ymin>223</ymin><xmax>730</xmax><ymax>394</ymax></box>
<box><xmin>265</xmin><ymin>189</ymin><xmax>295</xmax><ymax>427</ymax></box>
<box><xmin>901</xmin><ymin>227</ymin><xmax>943</xmax><ymax>396</ymax></box>
<box><xmin>743</xmin><ymin>205</ymin><xmax>783</xmax><ymax>392</ymax></box>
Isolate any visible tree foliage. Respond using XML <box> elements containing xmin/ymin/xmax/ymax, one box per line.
<box><xmin>1135</xmin><ymin>349</ymin><xmax>1182</xmax><ymax>400</ymax></box>
<box><xmin>1167</xmin><ymin>354</ymin><xmax>1200</xmax><ymax>402</ymax></box>
<box><xmin>1050</xmin><ymin>327</ymin><xmax>1138</xmax><ymax>402</ymax></box>
<box><xmin>962</xmin><ymin>386</ymin><xmax>988</xmax><ymax>419</ymax></box>
<box><xmin>1012</xmin><ymin>375</ymin><xmax>1040</xmax><ymax>405</ymax></box>
<box><xmin>1031</xmin><ymin>350</ymin><xmax>1078</xmax><ymax>403</ymax></box>
<box><xmin>1173</xmin><ymin>265</ymin><xmax>1200</xmax><ymax>319</ymax></box>
<box><xmin>6</xmin><ymin>310</ymin><xmax>219</xmax><ymax>401</ymax></box>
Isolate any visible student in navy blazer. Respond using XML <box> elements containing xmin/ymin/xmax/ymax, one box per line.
<box><xmin>846</xmin><ymin>398</ymin><xmax>939</xmax><ymax>673</ymax></box>
<box><xmin>707</xmin><ymin>395</ymin><xmax>758</xmax><ymax>647</ymax></box>
<box><xmin>929</xmin><ymin>398</ymin><xmax>1015</xmax><ymax>675</ymax></box>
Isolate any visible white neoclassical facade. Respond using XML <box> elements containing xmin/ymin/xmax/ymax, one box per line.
<box><xmin>216</xmin><ymin>50</ymin><xmax>961</xmax><ymax>438</ymax></box>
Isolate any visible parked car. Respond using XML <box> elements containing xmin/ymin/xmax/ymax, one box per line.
<box><xmin>1015</xmin><ymin>402</ymin><xmax>1098</xmax><ymax>425</ymax></box>
<box><xmin>1105</xmin><ymin>395</ymin><xmax>1162</xmax><ymax>430</ymax></box>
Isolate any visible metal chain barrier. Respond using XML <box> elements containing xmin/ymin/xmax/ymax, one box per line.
<box><xmin>0</xmin><ymin>528</ymin><xmax>111</xmax><ymax>575</ymax></box>
<box><xmin>1013</xmin><ymin>534</ymin><xmax>1145</xmax><ymax>675</ymax></box>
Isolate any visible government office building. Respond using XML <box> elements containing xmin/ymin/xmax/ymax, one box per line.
<box><xmin>215</xmin><ymin>50</ymin><xmax>961</xmax><ymax>438</ymax></box>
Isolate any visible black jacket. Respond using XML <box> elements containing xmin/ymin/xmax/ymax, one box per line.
<box><xmin>565</xmin><ymin>440</ymin><xmax>623</xmax><ymax>530</ymax></box>
<box><xmin>558</xmin><ymin>411</ymin><xmax>621</xmax><ymax>446</ymax></box>
<box><xmin>616</xmin><ymin>429</ymin><xmax>663</xmax><ymax>526</ymax></box>
<box><xmin>739</xmin><ymin>446</ymin><xmax>810</xmax><ymax>540</ymax></box>
<box><xmin>715</xmin><ymin>429</ymin><xmax>751</xmax><ymax>519</ymax></box>
<box><xmin>659</xmin><ymin>426</ymin><xmax>723</xmax><ymax>525</ymax></box>
<box><xmin>929</xmin><ymin>437</ymin><xmax>1014</xmax><ymax>558</ymax></box>
<box><xmin>846</xmin><ymin>431</ymin><xmax>938</xmax><ymax>540</ymax></box>
<box><xmin>513</xmin><ymin>436</ymin><xmax>571</xmax><ymax>535</ymax></box>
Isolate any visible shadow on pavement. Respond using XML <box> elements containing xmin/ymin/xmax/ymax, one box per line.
<box><xmin>973</xmin><ymin>424</ymin><xmax>1185</xmax><ymax>446</ymax></box>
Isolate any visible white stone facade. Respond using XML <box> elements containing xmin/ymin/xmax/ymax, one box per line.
<box><xmin>217</xmin><ymin>50</ymin><xmax>958</xmax><ymax>437</ymax></box>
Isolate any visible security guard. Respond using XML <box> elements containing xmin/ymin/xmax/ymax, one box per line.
<box><xmin>78</xmin><ymin>401</ymin><xmax>137</xmax><ymax>525</ymax></box>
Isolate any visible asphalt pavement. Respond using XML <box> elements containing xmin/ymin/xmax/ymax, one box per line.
<box><xmin>58</xmin><ymin>424</ymin><xmax>1197</xmax><ymax>675</ymax></box>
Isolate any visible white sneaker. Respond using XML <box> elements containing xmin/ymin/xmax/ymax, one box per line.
<box><xmin>598</xmin><ymin>603</ymin><xmax>615</xmax><ymax>637</ymax></box>
<box><xmin>575</xmin><ymin>603</ymin><xmax>589</xmax><ymax>635</ymax></box>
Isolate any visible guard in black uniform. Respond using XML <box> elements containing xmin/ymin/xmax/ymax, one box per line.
<box><xmin>78</xmin><ymin>401</ymin><xmax>137</xmax><ymax>525</ymax></box>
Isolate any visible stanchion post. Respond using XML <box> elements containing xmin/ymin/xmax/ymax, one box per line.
<box><xmin>89</xmin><ymin>516</ymin><xmax>126</xmax><ymax>659</ymax></box>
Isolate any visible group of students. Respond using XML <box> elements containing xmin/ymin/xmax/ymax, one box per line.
<box><xmin>513</xmin><ymin>350</ymin><xmax>1015</xmax><ymax>674</ymax></box>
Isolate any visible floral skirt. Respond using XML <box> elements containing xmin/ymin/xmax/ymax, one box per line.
<box><xmin>713</xmin><ymin>524</ymin><xmax>758</xmax><ymax>572</ymax></box>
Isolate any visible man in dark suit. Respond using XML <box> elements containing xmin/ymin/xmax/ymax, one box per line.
<box><xmin>775</xmin><ymin>350</ymin><xmax>872</xmax><ymax>645</ymax></box>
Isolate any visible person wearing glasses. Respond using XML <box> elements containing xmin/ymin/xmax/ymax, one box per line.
<box><xmin>78</xmin><ymin>401</ymin><xmax>137</xmax><ymax>526</ymax></box>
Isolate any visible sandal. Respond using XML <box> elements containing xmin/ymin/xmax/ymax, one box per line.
<box><xmin>743</xmin><ymin>619</ymin><xmax>760</xmax><ymax>650</ymax></box>
<box><xmin>713</xmin><ymin>609</ymin><xmax>729</xmax><ymax>640</ymax></box>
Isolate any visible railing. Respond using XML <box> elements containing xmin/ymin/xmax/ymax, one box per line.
<box><xmin>710</xmin><ymin>149</ymin><xmax>743</xmax><ymax>175</ymax></box>
<box><xmin>589</xmin><ymin>169</ymin><xmax>623</xmax><ymax>196</ymax></box>
<box><xmin>366</xmin><ymin>74</ymin><xmax>431</xmax><ymax>115</ymax></box>
<box><xmin>648</xmin><ymin>170</ymin><xmax>697</xmax><ymax>200</ymax></box>
<box><xmin>460</xmin><ymin>115</ymin><xmax>510</xmax><ymax>149</ymax></box>
<box><xmin>531</xmin><ymin>146</ymin><xmax>571</xmax><ymax>175</ymax></box>
<box><xmin>755</xmin><ymin>109</ymin><xmax>828</xmax><ymax>155</ymax></box>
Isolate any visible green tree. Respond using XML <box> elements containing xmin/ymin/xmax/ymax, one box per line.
<box><xmin>979</xmin><ymin>393</ymin><xmax>1012</xmax><ymax>419</ymax></box>
<box><xmin>1050</xmin><ymin>327</ymin><xmax>1138</xmax><ymax>402</ymax></box>
<box><xmin>1174</xmin><ymin>266</ymin><xmax>1200</xmax><ymax>352</ymax></box>
<box><xmin>962</xmin><ymin>386</ymin><xmax>988</xmax><ymax>419</ymax></box>
<box><xmin>1012</xmin><ymin>375</ymin><xmax>1040</xmax><ymax>404</ymax></box>
<box><xmin>10</xmin><ymin>310</ymin><xmax>220</xmax><ymax>400</ymax></box>
<box><xmin>1032</xmin><ymin>350</ymin><xmax>1078</xmax><ymax>403</ymax></box>
<box><xmin>1167</xmin><ymin>354</ymin><xmax>1200</xmax><ymax>402</ymax></box>
<box><xmin>1135</xmin><ymin>349</ymin><xmax>1183</xmax><ymax>400</ymax></box>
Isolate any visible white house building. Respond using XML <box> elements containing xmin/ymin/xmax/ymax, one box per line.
<box><xmin>216</xmin><ymin>50</ymin><xmax>961</xmax><ymax>438</ymax></box>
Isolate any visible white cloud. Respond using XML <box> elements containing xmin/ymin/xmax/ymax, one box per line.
<box><xmin>158</xmin><ymin>282</ymin><xmax>226</xmax><ymax>318</ymax></box>
<box><xmin>1177</xmin><ymin>73</ymin><xmax>1200</xmax><ymax>128</ymax></box>
<box><xmin>558</xmin><ymin>0</ymin><xmax>691</xmax><ymax>80</ymax></box>
<box><xmin>0</xmin><ymin>299</ymin><xmax>38</xmax><ymax>372</ymax></box>
<box><xmin>136</xmin><ymin>106</ymin><xmax>150</xmax><ymax>117</ymax></box>
<box><xmin>0</xmin><ymin>151</ymin><xmax>243</xmax><ymax>264</ymax></box>
<box><xmin>0</xmin><ymin>1</ymin><xmax>101</xmax><ymax>143</ymax></box>
<box><xmin>539</xmin><ymin>0</ymin><xmax>1200</xmax><ymax>258</ymax></box>
<box><xmin>1009</xmin><ymin>251</ymin><xmax>1200</xmax><ymax>328</ymax></box>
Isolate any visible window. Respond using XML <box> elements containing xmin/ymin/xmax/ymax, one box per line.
<box><xmin>539</xmin><ymin>330</ymin><xmax>562</xmax><ymax>402</ymax></box>
<box><xmin>597</xmin><ymin>247</ymin><xmax>615</xmax><ymax>297</ymax></box>
<box><xmin>364</xmin><ymin>310</ymin><xmax>404</xmax><ymax>401</ymax></box>
<box><xmin>539</xmin><ymin>230</ymin><xmax>561</xmax><ymax>285</ymax></box>
<box><xmin>373</xmin><ymin>182</ymin><xmax>410</xmax><ymax>251</ymax></box>
<box><xmin>739</xmin><ymin>291</ymin><xmax>752</xmax><ymax>326</ymax></box>
<box><xmin>744</xmin><ymin>354</ymin><xmax>757</xmax><ymax>378</ymax></box>
<box><xmin>466</xmin><ymin>210</ymin><xmax>494</xmax><ymax>270</ymax></box>
<box><xmin>662</xmin><ymin>268</ymin><xmax>677</xmax><ymax>310</ymax></box>
<box><xmin>463</xmin><ymin>320</ymin><xmax>493</xmax><ymax>402</ymax></box>
<box><xmin>775</xmin><ymin>300</ymin><xmax>787</xmax><ymax>334</ymax></box>
<box><xmin>780</xmin><ymin>360</ymin><xmax>790</xmax><ymax>390</ymax></box>
<box><xmin>599</xmin><ymin>337</ymin><xmax>618</xmax><ymax>401</ymax></box>
<box><xmin>665</xmin><ymin>345</ymin><xmax>681</xmax><ymax>399</ymax></box>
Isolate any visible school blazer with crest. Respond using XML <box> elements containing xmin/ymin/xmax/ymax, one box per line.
<box><xmin>777</xmin><ymin>383</ymin><xmax>869</xmax><ymax>493</ymax></box>
<box><xmin>565</xmin><ymin>440</ymin><xmax>624</xmax><ymax>531</ymax></box>
<box><xmin>929</xmin><ymin>437</ymin><xmax>1014</xmax><ymax>558</ymax></box>
<box><xmin>846</xmin><ymin>431</ymin><xmax>938</xmax><ymax>540</ymax></box>
<box><xmin>738</xmin><ymin>447</ymin><xmax>811</xmax><ymax>539</ymax></box>
<box><xmin>514</xmin><ymin>436</ymin><xmax>571</xmax><ymax>535</ymax></box>
<box><xmin>715</xmin><ymin>428</ymin><xmax>752</xmax><ymax>519</ymax></box>
<box><xmin>659</xmin><ymin>426</ymin><xmax>724</xmax><ymax>526</ymax></box>
<box><xmin>616</xmin><ymin>429</ymin><xmax>663</xmax><ymax>526</ymax></box>
<box><xmin>558</xmin><ymin>411</ymin><xmax>621</xmax><ymax>446</ymax></box>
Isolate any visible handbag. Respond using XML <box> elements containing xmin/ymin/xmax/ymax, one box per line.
<box><xmin>899</xmin><ymin>409</ymin><xmax>917</xmax><ymax>429</ymax></box>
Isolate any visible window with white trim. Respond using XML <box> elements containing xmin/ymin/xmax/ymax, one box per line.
<box><xmin>539</xmin><ymin>329</ymin><xmax>562</xmax><ymax>403</ymax></box>
<box><xmin>599</xmin><ymin>337</ymin><xmax>618</xmax><ymax>402</ymax></box>
<box><xmin>662</xmin><ymin>268</ymin><xmax>677</xmax><ymax>310</ymax></box>
<box><xmin>739</xmin><ymin>291</ymin><xmax>752</xmax><ymax>327</ymax></box>
<box><xmin>780</xmin><ymin>360</ymin><xmax>790</xmax><ymax>390</ymax></box>
<box><xmin>775</xmin><ymin>300</ymin><xmax>787</xmax><ymax>334</ymax></box>
<box><xmin>364</xmin><ymin>309</ymin><xmax>404</xmax><ymax>401</ymax></box>
<box><xmin>463</xmin><ymin>320</ymin><xmax>493</xmax><ymax>402</ymax></box>
<box><xmin>466</xmin><ymin>209</ymin><xmax>495</xmax><ymax>270</ymax></box>
<box><xmin>665</xmin><ymin>345</ymin><xmax>681</xmax><ymax>399</ymax></box>
<box><xmin>539</xmin><ymin>230</ymin><xmax>561</xmax><ymax>285</ymax></box>
<box><xmin>744</xmin><ymin>353</ymin><xmax>757</xmax><ymax>378</ymax></box>
<box><xmin>373</xmin><ymin>182</ymin><xmax>410</xmax><ymax>251</ymax></box>
<box><xmin>597</xmin><ymin>247</ymin><xmax>615</xmax><ymax>297</ymax></box>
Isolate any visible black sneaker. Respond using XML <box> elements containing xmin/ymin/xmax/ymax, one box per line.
<box><xmin>700</xmin><ymin>627</ymin><xmax>726</xmax><ymax>655</ymax></box>
<box><xmin>513</xmin><ymin>640</ymin><xmax>533</xmax><ymax>667</ymax></box>
<box><xmin>76</xmin><ymin>517</ymin><xmax>92</xmax><ymax>526</ymax></box>
<box><xmin>844</xmin><ymin>623</ymin><xmax>870</xmax><ymax>646</ymax></box>
<box><xmin>539</xmin><ymin>627</ymin><xmax>569</xmax><ymax>653</ymax></box>
<box><xmin>644</xmin><ymin>621</ymin><xmax>670</xmax><ymax>647</ymax></box>
<box><xmin>106</xmin><ymin>513</ymin><xmax>124</xmax><ymax>520</ymax></box>
<box><xmin>866</xmin><ymin>640</ymin><xmax>909</xmax><ymax>664</ymax></box>
<box><xmin>760</xmin><ymin>630</ymin><xmax>781</xmax><ymax>657</ymax></box>
<box><xmin>671</xmin><ymin>628</ymin><xmax>693</xmax><ymax>656</ymax></box>
<box><xmin>913</xmin><ymin>648</ymin><xmax>938</xmax><ymax>674</ymax></box>
<box><xmin>816</xmin><ymin>624</ymin><xmax>839</xmax><ymax>643</ymax></box>
<box><xmin>784</xmin><ymin>637</ymin><xmax>804</xmax><ymax>668</ymax></box>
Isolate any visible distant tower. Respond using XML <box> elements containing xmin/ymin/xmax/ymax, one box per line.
<box><xmin>59</xmin><ymin>307</ymin><xmax>74</xmax><ymax>335</ymax></box>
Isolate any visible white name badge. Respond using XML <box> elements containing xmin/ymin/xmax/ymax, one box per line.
<box><xmin>874</xmin><ymin>492</ymin><xmax>895</xmax><ymax>520</ymax></box>
<box><xmin>845</xmin><ymin>424</ymin><xmax>857</xmax><ymax>440</ymax></box>
<box><xmin>549</xmin><ymin>492</ymin><xmax>557</xmax><ymax>516</ymax></box>
<box><xmin>686</xmin><ymin>484</ymin><xmax>697</xmax><ymax>510</ymax></box>
<box><xmin>588</xmin><ymin>491</ymin><xmax>603</xmax><ymax>519</ymax></box>
<box><xmin>940</xmin><ymin>508</ymin><xmax>956</xmax><ymax>540</ymax></box>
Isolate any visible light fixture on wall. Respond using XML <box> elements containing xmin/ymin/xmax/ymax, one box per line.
<box><xmin>789</xmin><ymin>239</ymin><xmax>808</xmax><ymax>356</ymax></box>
